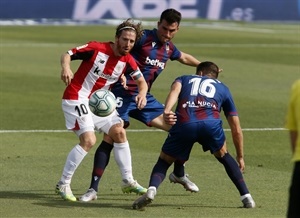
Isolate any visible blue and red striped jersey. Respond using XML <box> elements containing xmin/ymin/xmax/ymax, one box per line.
<box><xmin>112</xmin><ymin>28</ymin><xmax>181</xmax><ymax>95</ymax></box>
<box><xmin>174</xmin><ymin>75</ymin><xmax>238</xmax><ymax>124</ymax></box>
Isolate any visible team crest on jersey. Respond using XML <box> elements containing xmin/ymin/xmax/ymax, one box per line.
<box><xmin>166</xmin><ymin>43</ymin><xmax>169</xmax><ymax>53</ymax></box>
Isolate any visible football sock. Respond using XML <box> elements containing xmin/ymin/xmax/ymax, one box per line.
<box><xmin>60</xmin><ymin>144</ymin><xmax>87</xmax><ymax>185</ymax></box>
<box><xmin>113</xmin><ymin>141</ymin><xmax>133</xmax><ymax>182</ymax></box>
<box><xmin>90</xmin><ymin>141</ymin><xmax>114</xmax><ymax>192</ymax></box>
<box><xmin>149</xmin><ymin>157</ymin><xmax>172</xmax><ymax>188</ymax></box>
<box><xmin>216</xmin><ymin>153</ymin><xmax>249</xmax><ymax>195</ymax></box>
<box><xmin>173</xmin><ymin>160</ymin><xmax>185</xmax><ymax>177</ymax></box>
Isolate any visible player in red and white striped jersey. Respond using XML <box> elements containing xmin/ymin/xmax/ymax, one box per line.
<box><xmin>55</xmin><ymin>19</ymin><xmax>148</xmax><ymax>202</ymax></box>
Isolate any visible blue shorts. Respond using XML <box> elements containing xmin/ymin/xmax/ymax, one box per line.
<box><xmin>113</xmin><ymin>91</ymin><xmax>164</xmax><ymax>128</ymax></box>
<box><xmin>162</xmin><ymin>120</ymin><xmax>225</xmax><ymax>161</ymax></box>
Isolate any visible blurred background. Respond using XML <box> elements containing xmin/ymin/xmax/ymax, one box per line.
<box><xmin>0</xmin><ymin>0</ymin><xmax>300</xmax><ymax>24</ymax></box>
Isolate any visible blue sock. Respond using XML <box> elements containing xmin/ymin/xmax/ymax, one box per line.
<box><xmin>90</xmin><ymin>141</ymin><xmax>113</xmax><ymax>192</ymax></box>
<box><xmin>173</xmin><ymin>160</ymin><xmax>185</xmax><ymax>177</ymax></box>
<box><xmin>216</xmin><ymin>153</ymin><xmax>249</xmax><ymax>196</ymax></box>
<box><xmin>149</xmin><ymin>157</ymin><xmax>172</xmax><ymax>188</ymax></box>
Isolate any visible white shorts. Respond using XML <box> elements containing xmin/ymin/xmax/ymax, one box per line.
<box><xmin>62</xmin><ymin>99</ymin><xmax>123</xmax><ymax>136</ymax></box>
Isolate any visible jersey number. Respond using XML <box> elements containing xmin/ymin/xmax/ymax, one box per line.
<box><xmin>75</xmin><ymin>104</ymin><xmax>88</xmax><ymax>116</ymax></box>
<box><xmin>189</xmin><ymin>78</ymin><xmax>217</xmax><ymax>98</ymax></box>
<box><xmin>116</xmin><ymin>97</ymin><xmax>123</xmax><ymax>108</ymax></box>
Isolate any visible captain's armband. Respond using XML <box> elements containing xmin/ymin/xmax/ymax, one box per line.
<box><xmin>130</xmin><ymin>70</ymin><xmax>143</xmax><ymax>80</ymax></box>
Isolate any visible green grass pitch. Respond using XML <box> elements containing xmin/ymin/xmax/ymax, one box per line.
<box><xmin>0</xmin><ymin>20</ymin><xmax>299</xmax><ymax>217</ymax></box>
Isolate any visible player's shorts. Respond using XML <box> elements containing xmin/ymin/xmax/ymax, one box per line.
<box><xmin>62</xmin><ymin>99</ymin><xmax>123</xmax><ymax>136</ymax></box>
<box><xmin>114</xmin><ymin>92</ymin><xmax>164</xmax><ymax>128</ymax></box>
<box><xmin>162</xmin><ymin>120</ymin><xmax>225</xmax><ymax>161</ymax></box>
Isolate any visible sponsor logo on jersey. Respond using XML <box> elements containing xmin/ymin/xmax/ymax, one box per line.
<box><xmin>183</xmin><ymin>100</ymin><xmax>217</xmax><ymax>109</ymax></box>
<box><xmin>145</xmin><ymin>56</ymin><xmax>165</xmax><ymax>69</ymax></box>
<box><xmin>93</xmin><ymin>67</ymin><xmax>116</xmax><ymax>81</ymax></box>
<box><xmin>99</xmin><ymin>72</ymin><xmax>117</xmax><ymax>81</ymax></box>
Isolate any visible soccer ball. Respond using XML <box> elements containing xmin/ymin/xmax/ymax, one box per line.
<box><xmin>89</xmin><ymin>89</ymin><xmax>117</xmax><ymax>117</ymax></box>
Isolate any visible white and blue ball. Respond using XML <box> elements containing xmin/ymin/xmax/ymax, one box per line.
<box><xmin>89</xmin><ymin>89</ymin><xmax>116</xmax><ymax>117</ymax></box>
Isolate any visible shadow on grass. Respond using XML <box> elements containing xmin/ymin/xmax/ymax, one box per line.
<box><xmin>0</xmin><ymin>190</ymin><xmax>240</xmax><ymax>210</ymax></box>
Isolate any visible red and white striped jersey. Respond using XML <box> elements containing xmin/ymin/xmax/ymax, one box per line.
<box><xmin>62</xmin><ymin>41</ymin><xmax>141</xmax><ymax>100</ymax></box>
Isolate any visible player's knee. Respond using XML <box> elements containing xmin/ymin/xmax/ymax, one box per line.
<box><xmin>159</xmin><ymin>151</ymin><xmax>176</xmax><ymax>164</ymax></box>
<box><xmin>80</xmin><ymin>134</ymin><xmax>97</xmax><ymax>151</ymax></box>
<box><xmin>103</xmin><ymin>134</ymin><xmax>114</xmax><ymax>145</ymax></box>
<box><xmin>108</xmin><ymin>126</ymin><xmax>127</xmax><ymax>142</ymax></box>
<box><xmin>213</xmin><ymin>144</ymin><xmax>227</xmax><ymax>158</ymax></box>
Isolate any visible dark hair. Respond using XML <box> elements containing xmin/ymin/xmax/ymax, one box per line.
<box><xmin>160</xmin><ymin>8</ymin><xmax>181</xmax><ymax>25</ymax></box>
<box><xmin>115</xmin><ymin>18</ymin><xmax>143</xmax><ymax>41</ymax></box>
<box><xmin>196</xmin><ymin>61</ymin><xmax>220</xmax><ymax>79</ymax></box>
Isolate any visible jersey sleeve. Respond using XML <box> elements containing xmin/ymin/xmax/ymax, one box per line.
<box><xmin>222</xmin><ymin>87</ymin><xmax>238</xmax><ymax>117</ymax></box>
<box><xmin>169</xmin><ymin>43</ymin><xmax>182</xmax><ymax>61</ymax></box>
<box><xmin>173</xmin><ymin>76</ymin><xmax>183</xmax><ymax>86</ymax></box>
<box><xmin>67</xmin><ymin>41</ymin><xmax>96</xmax><ymax>61</ymax></box>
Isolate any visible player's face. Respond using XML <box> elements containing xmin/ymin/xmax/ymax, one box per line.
<box><xmin>115</xmin><ymin>30</ymin><xmax>136</xmax><ymax>56</ymax></box>
<box><xmin>156</xmin><ymin>19</ymin><xmax>179</xmax><ymax>43</ymax></box>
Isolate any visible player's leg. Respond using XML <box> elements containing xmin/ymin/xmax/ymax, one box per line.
<box><xmin>135</xmin><ymin>96</ymin><xmax>198</xmax><ymax>191</ymax></box>
<box><xmin>79</xmin><ymin>133</ymin><xmax>113</xmax><ymax>202</ymax></box>
<box><xmin>107</xmin><ymin>122</ymin><xmax>147</xmax><ymax>195</ymax></box>
<box><xmin>102</xmin><ymin>114</ymin><xmax>146</xmax><ymax>195</ymax></box>
<box><xmin>132</xmin><ymin>151</ymin><xmax>175</xmax><ymax>210</ymax></box>
<box><xmin>213</xmin><ymin>143</ymin><xmax>255</xmax><ymax>208</ymax></box>
<box><xmin>57</xmin><ymin>100</ymin><xmax>95</xmax><ymax>202</ymax></box>
<box><xmin>149</xmin><ymin>114</ymin><xmax>171</xmax><ymax>131</ymax></box>
<box><xmin>150</xmin><ymin>114</ymin><xmax>199</xmax><ymax>192</ymax></box>
<box><xmin>80</xmin><ymin>100</ymin><xmax>134</xmax><ymax>201</ymax></box>
<box><xmin>287</xmin><ymin>161</ymin><xmax>300</xmax><ymax>218</ymax></box>
<box><xmin>56</xmin><ymin>131</ymin><xmax>95</xmax><ymax>202</ymax></box>
<box><xmin>133</xmin><ymin>124</ymin><xmax>195</xmax><ymax>210</ymax></box>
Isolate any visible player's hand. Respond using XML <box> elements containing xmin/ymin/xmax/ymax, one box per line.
<box><xmin>236</xmin><ymin>156</ymin><xmax>245</xmax><ymax>173</ymax></box>
<box><xmin>61</xmin><ymin>68</ymin><xmax>73</xmax><ymax>86</ymax></box>
<box><xmin>135</xmin><ymin>94</ymin><xmax>147</xmax><ymax>110</ymax></box>
<box><xmin>120</xmin><ymin>74</ymin><xmax>128</xmax><ymax>90</ymax></box>
<box><xmin>163</xmin><ymin>111</ymin><xmax>177</xmax><ymax>125</ymax></box>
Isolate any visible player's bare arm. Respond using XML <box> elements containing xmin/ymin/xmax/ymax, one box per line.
<box><xmin>163</xmin><ymin>81</ymin><xmax>181</xmax><ymax>125</ymax></box>
<box><xmin>227</xmin><ymin>115</ymin><xmax>245</xmax><ymax>172</ymax></box>
<box><xmin>134</xmin><ymin>76</ymin><xmax>148</xmax><ymax>110</ymax></box>
<box><xmin>177</xmin><ymin>51</ymin><xmax>201</xmax><ymax>67</ymax></box>
<box><xmin>119</xmin><ymin>74</ymin><xmax>128</xmax><ymax>90</ymax></box>
<box><xmin>60</xmin><ymin>53</ymin><xmax>73</xmax><ymax>86</ymax></box>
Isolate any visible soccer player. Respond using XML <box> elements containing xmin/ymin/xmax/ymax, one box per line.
<box><xmin>80</xmin><ymin>8</ymin><xmax>201</xmax><ymax>202</ymax></box>
<box><xmin>55</xmin><ymin>19</ymin><xmax>148</xmax><ymax>202</ymax></box>
<box><xmin>132</xmin><ymin>61</ymin><xmax>256</xmax><ymax>210</ymax></box>
<box><xmin>285</xmin><ymin>80</ymin><xmax>300</xmax><ymax>218</ymax></box>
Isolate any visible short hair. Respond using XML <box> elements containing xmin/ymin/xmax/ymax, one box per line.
<box><xmin>160</xmin><ymin>8</ymin><xmax>181</xmax><ymax>25</ymax></box>
<box><xmin>196</xmin><ymin>61</ymin><xmax>220</xmax><ymax>79</ymax></box>
<box><xmin>115</xmin><ymin>18</ymin><xmax>143</xmax><ymax>41</ymax></box>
